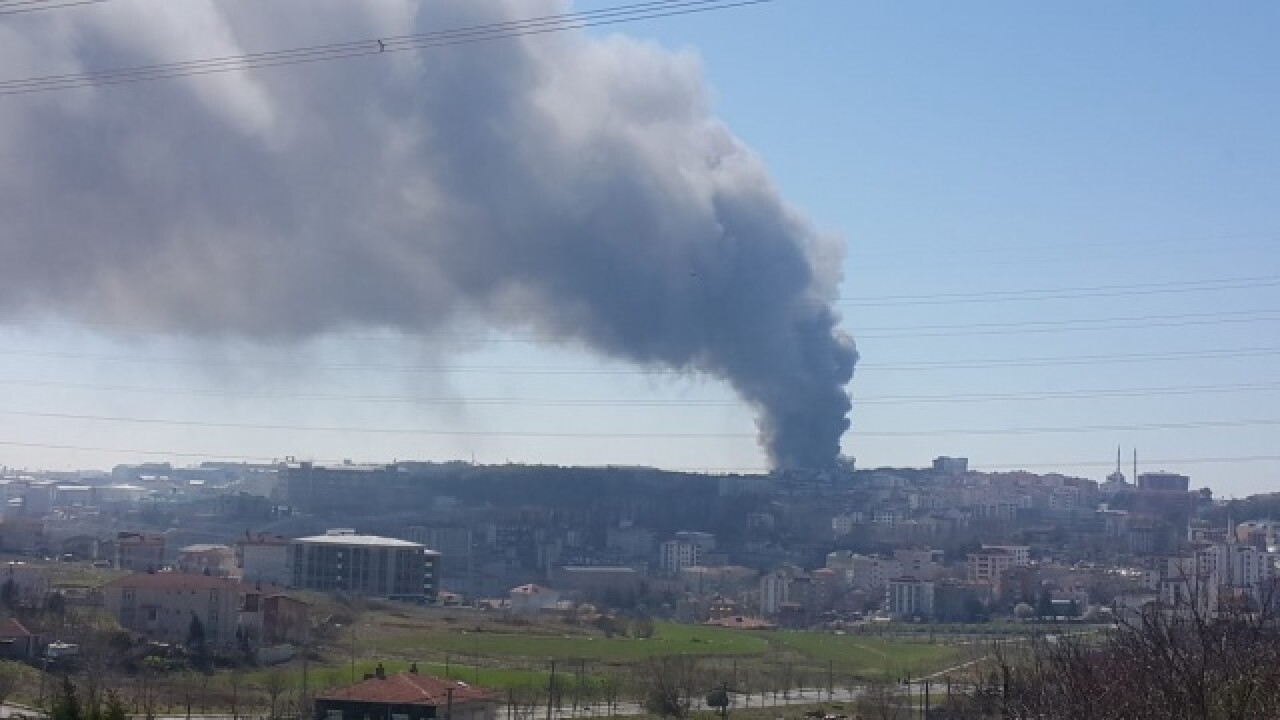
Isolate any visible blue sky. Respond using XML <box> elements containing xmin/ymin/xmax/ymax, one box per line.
<box><xmin>1</xmin><ymin>0</ymin><xmax>1279</xmax><ymax>496</ymax></box>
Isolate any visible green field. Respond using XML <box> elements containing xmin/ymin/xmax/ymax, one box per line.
<box><xmin>241</xmin><ymin>658</ymin><xmax>564</xmax><ymax>692</ymax></box>
<box><xmin>767</xmin><ymin>631</ymin><xmax>963</xmax><ymax>675</ymax></box>
<box><xmin>325</xmin><ymin>614</ymin><xmax>969</xmax><ymax>689</ymax></box>
<box><xmin>375</xmin><ymin>621</ymin><xmax>770</xmax><ymax>662</ymax></box>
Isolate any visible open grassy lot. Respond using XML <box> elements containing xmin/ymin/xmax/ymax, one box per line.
<box><xmin>294</xmin><ymin>604</ymin><xmax>970</xmax><ymax>691</ymax></box>
<box><xmin>240</xmin><ymin>657</ymin><xmax>562</xmax><ymax>692</ymax></box>
<box><xmin>767</xmin><ymin>631</ymin><xmax>962</xmax><ymax>675</ymax></box>
<box><xmin>47</xmin><ymin>562</ymin><xmax>127</xmax><ymax>588</ymax></box>
<box><xmin>372</xmin><ymin>619</ymin><xmax>770</xmax><ymax>662</ymax></box>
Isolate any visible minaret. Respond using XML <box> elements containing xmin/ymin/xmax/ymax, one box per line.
<box><xmin>1106</xmin><ymin>446</ymin><xmax>1126</xmax><ymax>486</ymax></box>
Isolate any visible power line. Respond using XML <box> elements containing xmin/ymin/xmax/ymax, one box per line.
<box><xmin>838</xmin><ymin>274</ymin><xmax>1280</xmax><ymax>308</ymax></box>
<box><xmin>0</xmin><ymin>0</ymin><xmax>106</xmax><ymax>16</ymax></box>
<box><xmin>0</xmin><ymin>0</ymin><xmax>772</xmax><ymax>96</ymax></box>
<box><xmin>13</xmin><ymin>305</ymin><xmax>1280</xmax><ymax>343</ymax></box>
<box><xmin>2</xmin><ymin>342</ymin><xmax>1279</xmax><ymax>374</ymax></box>
<box><xmin>855</xmin><ymin>308</ymin><xmax>1280</xmax><ymax>340</ymax></box>
<box><xmin>2</xmin><ymin>271</ymin><xmax>1277</xmax><ymax>349</ymax></box>
<box><xmin>857</xmin><ymin>381</ymin><xmax>1280</xmax><ymax>404</ymax></box>
<box><xmin>848</xmin><ymin>231</ymin><xmax>1280</xmax><ymax>262</ymax></box>
<box><xmin>966</xmin><ymin>455</ymin><xmax>1280</xmax><ymax>472</ymax></box>
<box><xmin>6</xmin><ymin>272</ymin><xmax>1272</xmax><ymax>352</ymax></box>
<box><xmin>861</xmin><ymin>345</ymin><xmax>1280</xmax><ymax>371</ymax></box>
<box><xmin>2</xmin><ymin>376</ymin><xmax>1280</xmax><ymax>407</ymax></box>
<box><xmin>3</xmin><ymin>406</ymin><xmax>1280</xmax><ymax>439</ymax></box>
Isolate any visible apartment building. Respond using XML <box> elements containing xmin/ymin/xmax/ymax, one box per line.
<box><xmin>967</xmin><ymin>545</ymin><xmax>1030</xmax><ymax>585</ymax></box>
<box><xmin>103</xmin><ymin>572</ymin><xmax>243</xmax><ymax>646</ymax></box>
<box><xmin>291</xmin><ymin>530</ymin><xmax>439</xmax><ymax>602</ymax></box>
<box><xmin>659</xmin><ymin>532</ymin><xmax>715</xmax><ymax>575</ymax></box>
<box><xmin>115</xmin><ymin>532</ymin><xmax>165</xmax><ymax>572</ymax></box>
<box><xmin>177</xmin><ymin>544</ymin><xmax>237</xmax><ymax>577</ymax></box>
<box><xmin>887</xmin><ymin>577</ymin><xmax>935</xmax><ymax>619</ymax></box>
<box><xmin>238</xmin><ymin>534</ymin><xmax>291</xmax><ymax>586</ymax></box>
<box><xmin>1153</xmin><ymin>540</ymin><xmax>1278</xmax><ymax>614</ymax></box>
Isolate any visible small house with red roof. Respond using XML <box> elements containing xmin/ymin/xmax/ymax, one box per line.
<box><xmin>315</xmin><ymin>664</ymin><xmax>496</xmax><ymax>720</ymax></box>
<box><xmin>0</xmin><ymin>618</ymin><xmax>39</xmax><ymax>659</ymax></box>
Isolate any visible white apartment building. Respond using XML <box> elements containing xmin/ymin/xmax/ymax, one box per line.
<box><xmin>759</xmin><ymin>570</ymin><xmax>789</xmax><ymax>615</ymax></box>
<box><xmin>1049</xmin><ymin>486</ymin><xmax>1083</xmax><ymax>513</ymax></box>
<box><xmin>1154</xmin><ymin>541</ymin><xmax>1277</xmax><ymax>614</ymax></box>
<box><xmin>291</xmin><ymin>530</ymin><xmax>440</xmax><ymax>602</ymax></box>
<box><xmin>659</xmin><ymin>532</ymin><xmax>716</xmax><ymax>575</ymax></box>
<box><xmin>239</xmin><ymin>534</ymin><xmax>291</xmax><ymax>586</ymax></box>
<box><xmin>659</xmin><ymin>539</ymin><xmax>702</xmax><ymax>574</ymax></box>
<box><xmin>831</xmin><ymin>512</ymin><xmax>864</xmax><ymax>538</ymax></box>
<box><xmin>887</xmin><ymin>578</ymin><xmax>935</xmax><ymax>619</ymax></box>
<box><xmin>982</xmin><ymin>545</ymin><xmax>1031</xmax><ymax>565</ymax></box>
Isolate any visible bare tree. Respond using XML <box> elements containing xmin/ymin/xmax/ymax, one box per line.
<box><xmin>856</xmin><ymin>677</ymin><xmax>910</xmax><ymax>720</ymax></box>
<box><xmin>134</xmin><ymin>658</ymin><xmax>165</xmax><ymax>720</ymax></box>
<box><xmin>599</xmin><ymin>670</ymin><xmax>624</xmax><ymax>716</ymax></box>
<box><xmin>941</xmin><ymin>589</ymin><xmax>1280</xmax><ymax>720</ymax></box>
<box><xmin>636</xmin><ymin>656</ymin><xmax>699</xmax><ymax>719</ymax></box>
<box><xmin>227</xmin><ymin>669</ymin><xmax>244</xmax><ymax>720</ymax></box>
<box><xmin>0</xmin><ymin>663</ymin><xmax>18</xmax><ymax>707</ymax></box>
<box><xmin>174</xmin><ymin>671</ymin><xmax>200</xmax><ymax>720</ymax></box>
<box><xmin>262</xmin><ymin>669</ymin><xmax>288</xmax><ymax>720</ymax></box>
<box><xmin>510</xmin><ymin>686</ymin><xmax>541</xmax><ymax>720</ymax></box>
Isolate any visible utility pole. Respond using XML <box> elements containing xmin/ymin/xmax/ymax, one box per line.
<box><xmin>446</xmin><ymin>688</ymin><xmax>454</xmax><ymax>720</ymax></box>
<box><xmin>546</xmin><ymin>659</ymin><xmax>557</xmax><ymax>720</ymax></box>
<box><xmin>301</xmin><ymin>642</ymin><xmax>310</xmax><ymax>714</ymax></box>
<box><xmin>350</xmin><ymin>626</ymin><xmax>357</xmax><ymax>682</ymax></box>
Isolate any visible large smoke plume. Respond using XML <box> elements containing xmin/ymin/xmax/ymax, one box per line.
<box><xmin>0</xmin><ymin>0</ymin><xmax>857</xmax><ymax>469</ymax></box>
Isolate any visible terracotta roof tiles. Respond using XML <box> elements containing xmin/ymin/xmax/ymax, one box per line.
<box><xmin>317</xmin><ymin>672</ymin><xmax>495</xmax><ymax>706</ymax></box>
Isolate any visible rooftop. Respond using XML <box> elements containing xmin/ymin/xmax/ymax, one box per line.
<box><xmin>293</xmin><ymin>534</ymin><xmax>424</xmax><ymax>548</ymax></box>
<box><xmin>0</xmin><ymin>618</ymin><xmax>33</xmax><ymax>638</ymax></box>
<box><xmin>102</xmin><ymin>572</ymin><xmax>244</xmax><ymax>592</ymax></box>
<box><xmin>317</xmin><ymin>671</ymin><xmax>495</xmax><ymax>706</ymax></box>
<box><xmin>180</xmin><ymin>544</ymin><xmax>232</xmax><ymax>554</ymax></box>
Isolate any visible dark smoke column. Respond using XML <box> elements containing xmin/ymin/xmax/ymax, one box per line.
<box><xmin>685</xmin><ymin>197</ymin><xmax>858</xmax><ymax>472</ymax></box>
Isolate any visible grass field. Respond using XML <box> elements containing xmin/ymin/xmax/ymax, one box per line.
<box><xmin>373</xmin><ymin>620</ymin><xmax>770</xmax><ymax>662</ymax></box>
<box><xmin>47</xmin><ymin>563</ymin><xmax>128</xmax><ymax>588</ymax></box>
<box><xmin>766</xmin><ymin>632</ymin><xmax>963</xmax><ymax>676</ymax></box>
<box><xmin>300</xmin><ymin>608</ymin><xmax>970</xmax><ymax>691</ymax></box>
<box><xmin>240</xmin><ymin>658</ymin><xmax>563</xmax><ymax>692</ymax></box>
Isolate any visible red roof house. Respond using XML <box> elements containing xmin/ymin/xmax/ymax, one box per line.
<box><xmin>315</xmin><ymin>666</ymin><xmax>496</xmax><ymax>720</ymax></box>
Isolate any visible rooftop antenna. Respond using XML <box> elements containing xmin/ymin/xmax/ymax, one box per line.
<box><xmin>1115</xmin><ymin>445</ymin><xmax>1122</xmax><ymax>477</ymax></box>
<box><xmin>1133</xmin><ymin>449</ymin><xmax>1138</xmax><ymax>486</ymax></box>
